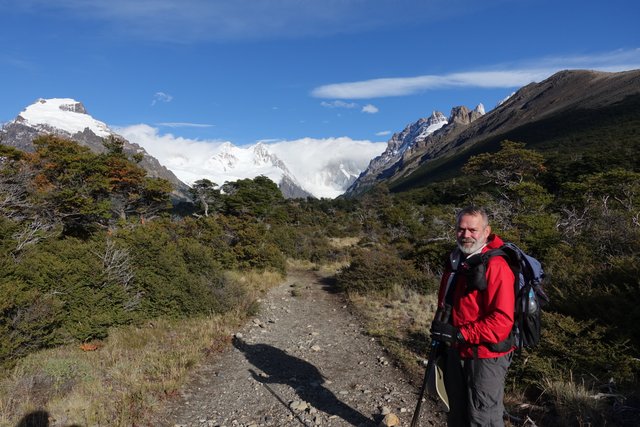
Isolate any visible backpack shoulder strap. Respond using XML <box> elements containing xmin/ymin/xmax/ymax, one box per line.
<box><xmin>482</xmin><ymin>247</ymin><xmax>519</xmax><ymax>272</ymax></box>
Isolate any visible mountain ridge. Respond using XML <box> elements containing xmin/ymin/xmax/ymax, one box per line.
<box><xmin>345</xmin><ymin>69</ymin><xmax>640</xmax><ymax>196</ymax></box>
<box><xmin>346</xmin><ymin>104</ymin><xmax>484</xmax><ymax>195</ymax></box>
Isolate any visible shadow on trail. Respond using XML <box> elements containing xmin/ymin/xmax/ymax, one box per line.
<box><xmin>233</xmin><ymin>337</ymin><xmax>375</xmax><ymax>426</ymax></box>
<box><xmin>15</xmin><ymin>410</ymin><xmax>81</xmax><ymax>427</ymax></box>
<box><xmin>317</xmin><ymin>275</ymin><xmax>341</xmax><ymax>294</ymax></box>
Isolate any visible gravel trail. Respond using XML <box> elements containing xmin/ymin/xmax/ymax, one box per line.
<box><xmin>159</xmin><ymin>270</ymin><xmax>446</xmax><ymax>427</ymax></box>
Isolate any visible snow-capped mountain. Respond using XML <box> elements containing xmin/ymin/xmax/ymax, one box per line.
<box><xmin>268</xmin><ymin>137</ymin><xmax>384</xmax><ymax>198</ymax></box>
<box><xmin>17</xmin><ymin>98</ymin><xmax>111</xmax><ymax>138</ymax></box>
<box><xmin>347</xmin><ymin>70</ymin><xmax>640</xmax><ymax>197</ymax></box>
<box><xmin>384</xmin><ymin>111</ymin><xmax>448</xmax><ymax>159</ymax></box>
<box><xmin>346</xmin><ymin>104</ymin><xmax>485</xmax><ymax>195</ymax></box>
<box><xmin>0</xmin><ymin>98</ymin><xmax>190</xmax><ymax>200</ymax></box>
<box><xmin>117</xmin><ymin>124</ymin><xmax>385</xmax><ymax>199</ymax></box>
<box><xmin>200</xmin><ymin>141</ymin><xmax>313</xmax><ymax>198</ymax></box>
<box><xmin>2</xmin><ymin>98</ymin><xmax>386</xmax><ymax>199</ymax></box>
<box><xmin>346</xmin><ymin>110</ymin><xmax>451</xmax><ymax>194</ymax></box>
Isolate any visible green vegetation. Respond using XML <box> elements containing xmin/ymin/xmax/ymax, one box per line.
<box><xmin>0</xmin><ymin>271</ymin><xmax>283</xmax><ymax>426</ymax></box>
<box><xmin>0</xmin><ymin>136</ymin><xmax>334</xmax><ymax>371</ymax></box>
<box><xmin>1</xmin><ymin>117</ymin><xmax>639</xmax><ymax>426</ymax></box>
<box><xmin>334</xmin><ymin>134</ymin><xmax>640</xmax><ymax>425</ymax></box>
<box><xmin>0</xmin><ymin>135</ymin><xmax>343</xmax><ymax>425</ymax></box>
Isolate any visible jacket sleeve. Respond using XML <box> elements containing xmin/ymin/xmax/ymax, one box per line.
<box><xmin>459</xmin><ymin>256</ymin><xmax>515</xmax><ymax>344</ymax></box>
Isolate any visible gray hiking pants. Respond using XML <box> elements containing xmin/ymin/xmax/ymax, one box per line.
<box><xmin>443</xmin><ymin>348</ymin><xmax>512</xmax><ymax>427</ymax></box>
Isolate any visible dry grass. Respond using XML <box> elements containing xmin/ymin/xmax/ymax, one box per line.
<box><xmin>327</xmin><ymin>236</ymin><xmax>361</xmax><ymax>249</ymax></box>
<box><xmin>316</xmin><ymin>260</ymin><xmax>351</xmax><ymax>277</ymax></box>
<box><xmin>286</xmin><ymin>258</ymin><xmax>350</xmax><ymax>278</ymax></box>
<box><xmin>0</xmin><ymin>270</ymin><xmax>284</xmax><ymax>427</ymax></box>
<box><xmin>347</xmin><ymin>284</ymin><xmax>439</xmax><ymax>379</ymax></box>
<box><xmin>286</xmin><ymin>258</ymin><xmax>317</xmax><ymax>271</ymax></box>
<box><xmin>539</xmin><ymin>377</ymin><xmax>609</xmax><ymax>426</ymax></box>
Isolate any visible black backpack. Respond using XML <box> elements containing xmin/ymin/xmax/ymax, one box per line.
<box><xmin>463</xmin><ymin>242</ymin><xmax>548</xmax><ymax>351</ymax></box>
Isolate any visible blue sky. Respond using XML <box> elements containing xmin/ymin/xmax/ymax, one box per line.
<box><xmin>1</xmin><ymin>0</ymin><xmax>639</xmax><ymax>146</ymax></box>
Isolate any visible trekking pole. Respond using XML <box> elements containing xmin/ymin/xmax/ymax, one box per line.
<box><xmin>409</xmin><ymin>304</ymin><xmax>452</xmax><ymax>427</ymax></box>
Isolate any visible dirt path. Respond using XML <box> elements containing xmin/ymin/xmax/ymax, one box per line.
<box><xmin>159</xmin><ymin>270</ymin><xmax>446</xmax><ymax>427</ymax></box>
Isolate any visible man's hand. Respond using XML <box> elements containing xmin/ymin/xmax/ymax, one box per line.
<box><xmin>430</xmin><ymin>320</ymin><xmax>462</xmax><ymax>344</ymax></box>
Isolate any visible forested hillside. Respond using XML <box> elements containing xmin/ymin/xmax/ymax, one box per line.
<box><xmin>1</xmin><ymin>129</ymin><xmax>639</xmax><ymax>425</ymax></box>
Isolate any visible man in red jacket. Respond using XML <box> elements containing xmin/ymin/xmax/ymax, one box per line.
<box><xmin>430</xmin><ymin>206</ymin><xmax>515</xmax><ymax>426</ymax></box>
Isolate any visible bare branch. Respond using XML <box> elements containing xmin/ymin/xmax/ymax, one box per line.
<box><xmin>95</xmin><ymin>239</ymin><xmax>135</xmax><ymax>291</ymax></box>
<box><xmin>12</xmin><ymin>218</ymin><xmax>55</xmax><ymax>257</ymax></box>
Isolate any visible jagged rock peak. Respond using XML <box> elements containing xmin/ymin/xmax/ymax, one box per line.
<box><xmin>424</xmin><ymin>110</ymin><xmax>448</xmax><ymax>128</ymax></box>
<box><xmin>388</xmin><ymin>111</ymin><xmax>448</xmax><ymax>154</ymax></box>
<box><xmin>59</xmin><ymin>100</ymin><xmax>87</xmax><ymax>114</ymax></box>
<box><xmin>34</xmin><ymin>98</ymin><xmax>87</xmax><ymax>114</ymax></box>
<box><xmin>449</xmin><ymin>104</ymin><xmax>485</xmax><ymax>125</ymax></box>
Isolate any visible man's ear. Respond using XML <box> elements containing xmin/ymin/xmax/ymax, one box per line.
<box><xmin>484</xmin><ymin>225</ymin><xmax>492</xmax><ymax>240</ymax></box>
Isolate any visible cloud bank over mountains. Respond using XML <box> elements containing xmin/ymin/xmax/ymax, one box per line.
<box><xmin>117</xmin><ymin>124</ymin><xmax>386</xmax><ymax>198</ymax></box>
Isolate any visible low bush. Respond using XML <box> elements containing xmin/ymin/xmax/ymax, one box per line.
<box><xmin>336</xmin><ymin>247</ymin><xmax>428</xmax><ymax>294</ymax></box>
<box><xmin>508</xmin><ymin>311</ymin><xmax>639</xmax><ymax>394</ymax></box>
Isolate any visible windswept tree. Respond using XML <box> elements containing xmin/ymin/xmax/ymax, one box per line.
<box><xmin>0</xmin><ymin>145</ymin><xmax>34</xmax><ymax>221</ymax></box>
<box><xmin>101</xmin><ymin>136</ymin><xmax>172</xmax><ymax>222</ymax></box>
<box><xmin>0</xmin><ymin>145</ymin><xmax>56</xmax><ymax>257</ymax></box>
<box><xmin>190</xmin><ymin>178</ymin><xmax>222</xmax><ymax>217</ymax></box>
<box><xmin>32</xmin><ymin>135</ymin><xmax>111</xmax><ymax>236</ymax></box>
<box><xmin>561</xmin><ymin>168</ymin><xmax>640</xmax><ymax>255</ymax></box>
<box><xmin>26</xmin><ymin>135</ymin><xmax>171</xmax><ymax>236</ymax></box>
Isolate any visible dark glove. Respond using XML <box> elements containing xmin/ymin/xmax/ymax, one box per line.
<box><xmin>430</xmin><ymin>320</ymin><xmax>463</xmax><ymax>344</ymax></box>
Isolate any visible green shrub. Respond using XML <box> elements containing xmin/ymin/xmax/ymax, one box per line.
<box><xmin>118</xmin><ymin>221</ymin><xmax>228</xmax><ymax>317</ymax></box>
<box><xmin>269</xmin><ymin>223</ymin><xmax>337</xmax><ymax>263</ymax></box>
<box><xmin>10</xmin><ymin>236</ymin><xmax>136</xmax><ymax>342</ymax></box>
<box><xmin>220</xmin><ymin>217</ymin><xmax>286</xmax><ymax>273</ymax></box>
<box><xmin>336</xmin><ymin>247</ymin><xmax>427</xmax><ymax>294</ymax></box>
<box><xmin>509</xmin><ymin>311</ymin><xmax>638</xmax><ymax>389</ymax></box>
<box><xmin>0</xmin><ymin>279</ymin><xmax>62</xmax><ymax>367</ymax></box>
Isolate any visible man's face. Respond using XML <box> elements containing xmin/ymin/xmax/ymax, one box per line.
<box><xmin>456</xmin><ymin>213</ymin><xmax>491</xmax><ymax>255</ymax></box>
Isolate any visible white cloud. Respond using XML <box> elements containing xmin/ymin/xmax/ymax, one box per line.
<box><xmin>157</xmin><ymin>122</ymin><xmax>215</xmax><ymax>128</ymax></box>
<box><xmin>116</xmin><ymin>124</ymin><xmax>229</xmax><ymax>184</ymax></box>
<box><xmin>116</xmin><ymin>124</ymin><xmax>386</xmax><ymax>198</ymax></box>
<box><xmin>311</xmin><ymin>71</ymin><xmax>547</xmax><ymax>99</ymax></box>
<box><xmin>321</xmin><ymin>100</ymin><xmax>358</xmax><ymax>109</ymax></box>
<box><xmin>361</xmin><ymin>104</ymin><xmax>379</xmax><ymax>114</ymax></box>
<box><xmin>376</xmin><ymin>130</ymin><xmax>392</xmax><ymax>136</ymax></box>
<box><xmin>151</xmin><ymin>92</ymin><xmax>173</xmax><ymax>106</ymax></box>
<box><xmin>269</xmin><ymin>137</ymin><xmax>386</xmax><ymax>198</ymax></box>
<box><xmin>311</xmin><ymin>48</ymin><xmax>640</xmax><ymax>99</ymax></box>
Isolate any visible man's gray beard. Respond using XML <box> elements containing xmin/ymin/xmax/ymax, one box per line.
<box><xmin>457</xmin><ymin>239</ymin><xmax>485</xmax><ymax>255</ymax></box>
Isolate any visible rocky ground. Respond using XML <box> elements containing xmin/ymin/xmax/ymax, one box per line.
<box><xmin>158</xmin><ymin>270</ymin><xmax>447</xmax><ymax>427</ymax></box>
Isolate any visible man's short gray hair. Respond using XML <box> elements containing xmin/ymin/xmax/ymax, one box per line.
<box><xmin>456</xmin><ymin>206</ymin><xmax>489</xmax><ymax>227</ymax></box>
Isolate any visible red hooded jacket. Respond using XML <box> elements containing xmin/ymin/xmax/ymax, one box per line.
<box><xmin>437</xmin><ymin>234</ymin><xmax>515</xmax><ymax>359</ymax></box>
